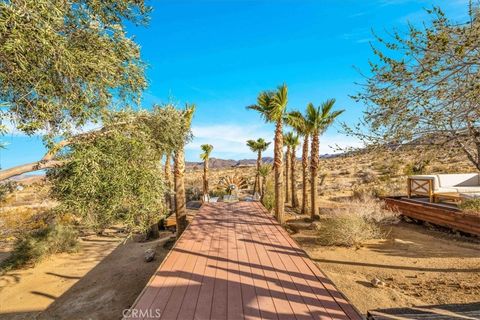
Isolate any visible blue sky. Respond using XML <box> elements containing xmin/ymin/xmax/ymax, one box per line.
<box><xmin>0</xmin><ymin>0</ymin><xmax>471</xmax><ymax>169</ymax></box>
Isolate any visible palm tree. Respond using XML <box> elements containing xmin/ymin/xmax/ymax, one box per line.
<box><xmin>247</xmin><ymin>84</ymin><xmax>288</xmax><ymax>224</ymax></box>
<box><xmin>174</xmin><ymin>104</ymin><xmax>195</xmax><ymax>237</ymax></box>
<box><xmin>258</xmin><ymin>164</ymin><xmax>271</xmax><ymax>203</ymax></box>
<box><xmin>284</xmin><ymin>132</ymin><xmax>300</xmax><ymax>209</ymax></box>
<box><xmin>307</xmin><ymin>99</ymin><xmax>344</xmax><ymax>219</ymax></box>
<box><xmin>246</xmin><ymin>138</ymin><xmax>271</xmax><ymax>196</ymax></box>
<box><xmin>286</xmin><ymin>110</ymin><xmax>311</xmax><ymax>215</ymax></box>
<box><xmin>200</xmin><ymin>144</ymin><xmax>213</xmax><ymax>202</ymax></box>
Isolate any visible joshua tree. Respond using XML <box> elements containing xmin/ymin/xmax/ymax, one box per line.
<box><xmin>284</xmin><ymin>132</ymin><xmax>300</xmax><ymax>208</ymax></box>
<box><xmin>247</xmin><ymin>84</ymin><xmax>288</xmax><ymax>224</ymax></box>
<box><xmin>307</xmin><ymin>100</ymin><xmax>343</xmax><ymax>219</ymax></box>
<box><xmin>200</xmin><ymin>144</ymin><xmax>214</xmax><ymax>202</ymax></box>
<box><xmin>246</xmin><ymin>138</ymin><xmax>271</xmax><ymax>196</ymax></box>
<box><xmin>258</xmin><ymin>164</ymin><xmax>272</xmax><ymax>203</ymax></box>
<box><xmin>174</xmin><ymin>104</ymin><xmax>195</xmax><ymax>237</ymax></box>
<box><xmin>286</xmin><ymin>110</ymin><xmax>312</xmax><ymax>215</ymax></box>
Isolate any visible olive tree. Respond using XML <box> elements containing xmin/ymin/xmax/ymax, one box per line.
<box><xmin>47</xmin><ymin>105</ymin><xmax>192</xmax><ymax>238</ymax></box>
<box><xmin>0</xmin><ymin>0</ymin><xmax>150</xmax><ymax>180</ymax></box>
<box><xmin>349</xmin><ymin>4</ymin><xmax>480</xmax><ymax>170</ymax></box>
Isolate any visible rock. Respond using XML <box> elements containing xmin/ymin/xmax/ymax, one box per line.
<box><xmin>371</xmin><ymin>277</ymin><xmax>386</xmax><ymax>288</ymax></box>
<box><xmin>144</xmin><ymin>248</ymin><xmax>156</xmax><ymax>262</ymax></box>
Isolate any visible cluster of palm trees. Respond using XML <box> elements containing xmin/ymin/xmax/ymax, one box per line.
<box><xmin>247</xmin><ymin>84</ymin><xmax>343</xmax><ymax>223</ymax></box>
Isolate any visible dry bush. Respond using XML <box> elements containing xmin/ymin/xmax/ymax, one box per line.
<box><xmin>459</xmin><ymin>199</ymin><xmax>480</xmax><ymax>216</ymax></box>
<box><xmin>315</xmin><ymin>197</ymin><xmax>398</xmax><ymax>247</ymax></box>
<box><xmin>1</xmin><ymin>223</ymin><xmax>78</xmax><ymax>272</ymax></box>
<box><xmin>356</xmin><ymin>169</ymin><xmax>377</xmax><ymax>184</ymax></box>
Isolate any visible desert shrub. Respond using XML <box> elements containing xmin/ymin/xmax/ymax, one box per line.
<box><xmin>356</xmin><ymin>169</ymin><xmax>377</xmax><ymax>184</ymax></box>
<box><xmin>1</xmin><ymin>224</ymin><xmax>78</xmax><ymax>272</ymax></box>
<box><xmin>352</xmin><ymin>184</ymin><xmax>388</xmax><ymax>199</ymax></box>
<box><xmin>261</xmin><ymin>178</ymin><xmax>275</xmax><ymax>211</ymax></box>
<box><xmin>403</xmin><ymin>159</ymin><xmax>430</xmax><ymax>175</ymax></box>
<box><xmin>0</xmin><ymin>181</ymin><xmax>17</xmax><ymax>202</ymax></box>
<box><xmin>315</xmin><ymin>197</ymin><xmax>398</xmax><ymax>247</ymax></box>
<box><xmin>186</xmin><ymin>186</ymin><xmax>201</xmax><ymax>201</ymax></box>
<box><xmin>210</xmin><ymin>188</ymin><xmax>226</xmax><ymax>198</ymax></box>
<box><xmin>459</xmin><ymin>199</ymin><xmax>480</xmax><ymax>215</ymax></box>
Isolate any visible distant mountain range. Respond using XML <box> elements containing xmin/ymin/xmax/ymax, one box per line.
<box><xmin>186</xmin><ymin>157</ymin><xmax>274</xmax><ymax>169</ymax></box>
<box><xmin>186</xmin><ymin>154</ymin><xmax>341</xmax><ymax>169</ymax></box>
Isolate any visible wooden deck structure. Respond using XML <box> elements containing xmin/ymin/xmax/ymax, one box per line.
<box><xmin>384</xmin><ymin>197</ymin><xmax>480</xmax><ymax>236</ymax></box>
<box><xmin>125</xmin><ymin>202</ymin><xmax>363</xmax><ymax>320</ymax></box>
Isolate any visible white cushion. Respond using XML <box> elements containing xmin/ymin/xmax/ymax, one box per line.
<box><xmin>452</xmin><ymin>186</ymin><xmax>480</xmax><ymax>193</ymax></box>
<box><xmin>436</xmin><ymin>187</ymin><xmax>459</xmax><ymax>193</ymax></box>
<box><xmin>437</xmin><ymin>173</ymin><xmax>480</xmax><ymax>187</ymax></box>
<box><xmin>461</xmin><ymin>193</ymin><xmax>480</xmax><ymax>199</ymax></box>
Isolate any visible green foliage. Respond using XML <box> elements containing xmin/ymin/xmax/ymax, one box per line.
<box><xmin>200</xmin><ymin>144</ymin><xmax>213</xmax><ymax>161</ymax></box>
<box><xmin>1</xmin><ymin>224</ymin><xmax>78</xmax><ymax>272</ymax></box>
<box><xmin>459</xmin><ymin>199</ymin><xmax>480</xmax><ymax>214</ymax></box>
<box><xmin>261</xmin><ymin>176</ymin><xmax>275</xmax><ymax>211</ymax></box>
<box><xmin>283</xmin><ymin>131</ymin><xmax>300</xmax><ymax>148</ymax></box>
<box><xmin>48</xmin><ymin>126</ymin><xmax>166</xmax><ymax>235</ymax></box>
<box><xmin>246</xmin><ymin>138</ymin><xmax>271</xmax><ymax>153</ymax></box>
<box><xmin>0</xmin><ymin>0</ymin><xmax>150</xmax><ymax>136</ymax></box>
<box><xmin>247</xmin><ymin>84</ymin><xmax>289</xmax><ymax>123</ymax></box>
<box><xmin>46</xmin><ymin>106</ymin><xmax>193</xmax><ymax>235</ymax></box>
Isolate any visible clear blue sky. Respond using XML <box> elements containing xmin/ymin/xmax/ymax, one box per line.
<box><xmin>0</xmin><ymin>0</ymin><xmax>470</xmax><ymax>170</ymax></box>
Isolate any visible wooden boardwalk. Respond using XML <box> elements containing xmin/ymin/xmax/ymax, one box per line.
<box><xmin>125</xmin><ymin>202</ymin><xmax>363</xmax><ymax>320</ymax></box>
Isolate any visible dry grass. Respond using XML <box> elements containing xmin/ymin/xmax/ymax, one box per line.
<box><xmin>315</xmin><ymin>197</ymin><xmax>399</xmax><ymax>247</ymax></box>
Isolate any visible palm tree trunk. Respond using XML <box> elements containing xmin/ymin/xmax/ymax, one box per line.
<box><xmin>164</xmin><ymin>153</ymin><xmax>173</xmax><ymax>211</ymax></box>
<box><xmin>310</xmin><ymin>132</ymin><xmax>319</xmax><ymax>220</ymax></box>
<box><xmin>291</xmin><ymin>145</ymin><xmax>298</xmax><ymax>209</ymax></box>
<box><xmin>174</xmin><ymin>147</ymin><xmax>188</xmax><ymax>237</ymax></box>
<box><xmin>274</xmin><ymin>120</ymin><xmax>285</xmax><ymax>224</ymax></box>
<box><xmin>203</xmin><ymin>157</ymin><xmax>209</xmax><ymax>201</ymax></box>
<box><xmin>285</xmin><ymin>146</ymin><xmax>290</xmax><ymax>204</ymax></box>
<box><xmin>254</xmin><ymin>150</ymin><xmax>261</xmax><ymax>195</ymax></box>
<box><xmin>301</xmin><ymin>135</ymin><xmax>309</xmax><ymax>215</ymax></box>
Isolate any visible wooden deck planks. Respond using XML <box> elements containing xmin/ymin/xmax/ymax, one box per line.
<box><xmin>125</xmin><ymin>202</ymin><xmax>363</xmax><ymax>320</ymax></box>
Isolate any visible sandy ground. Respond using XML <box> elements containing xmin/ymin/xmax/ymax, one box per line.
<box><xmin>289</xmin><ymin>217</ymin><xmax>480</xmax><ymax>315</ymax></box>
<box><xmin>0</xmin><ymin>232</ymin><xmax>173</xmax><ymax>320</ymax></box>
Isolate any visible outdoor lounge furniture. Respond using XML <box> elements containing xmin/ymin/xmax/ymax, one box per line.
<box><xmin>408</xmin><ymin>173</ymin><xmax>480</xmax><ymax>202</ymax></box>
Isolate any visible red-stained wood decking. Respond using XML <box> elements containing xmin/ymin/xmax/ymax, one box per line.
<box><xmin>125</xmin><ymin>202</ymin><xmax>363</xmax><ymax>320</ymax></box>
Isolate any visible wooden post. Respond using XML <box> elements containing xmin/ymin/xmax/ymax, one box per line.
<box><xmin>428</xmin><ymin>179</ymin><xmax>434</xmax><ymax>203</ymax></box>
<box><xmin>407</xmin><ymin>178</ymin><xmax>411</xmax><ymax>198</ymax></box>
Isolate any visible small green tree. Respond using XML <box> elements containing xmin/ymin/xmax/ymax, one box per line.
<box><xmin>48</xmin><ymin>121</ymin><xmax>165</xmax><ymax>236</ymax></box>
